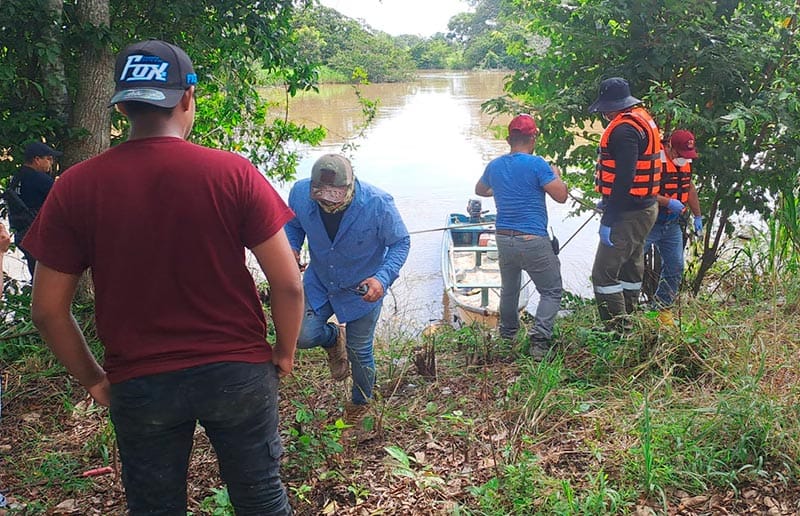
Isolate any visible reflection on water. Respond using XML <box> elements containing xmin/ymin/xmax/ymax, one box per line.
<box><xmin>273</xmin><ymin>71</ymin><xmax>597</xmax><ymax>332</ymax></box>
<box><xmin>0</xmin><ymin>73</ymin><xmax>596</xmax><ymax>334</ymax></box>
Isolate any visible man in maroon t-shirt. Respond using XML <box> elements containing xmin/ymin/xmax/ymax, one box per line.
<box><xmin>23</xmin><ymin>40</ymin><xmax>303</xmax><ymax>515</ymax></box>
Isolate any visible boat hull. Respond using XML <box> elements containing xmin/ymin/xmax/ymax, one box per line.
<box><xmin>441</xmin><ymin>213</ymin><xmax>533</xmax><ymax>328</ymax></box>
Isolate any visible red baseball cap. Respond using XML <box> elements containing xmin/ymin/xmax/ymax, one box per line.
<box><xmin>508</xmin><ymin>114</ymin><xmax>538</xmax><ymax>136</ymax></box>
<box><xmin>670</xmin><ymin>130</ymin><xmax>699</xmax><ymax>159</ymax></box>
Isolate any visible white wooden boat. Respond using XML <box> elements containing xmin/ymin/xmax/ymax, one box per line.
<box><xmin>441</xmin><ymin>213</ymin><xmax>534</xmax><ymax>328</ymax></box>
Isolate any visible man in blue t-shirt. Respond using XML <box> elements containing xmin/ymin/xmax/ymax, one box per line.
<box><xmin>7</xmin><ymin>141</ymin><xmax>60</xmax><ymax>277</ymax></box>
<box><xmin>475</xmin><ymin>114</ymin><xmax>568</xmax><ymax>360</ymax></box>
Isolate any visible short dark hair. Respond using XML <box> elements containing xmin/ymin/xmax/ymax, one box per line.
<box><xmin>508</xmin><ymin>132</ymin><xmax>536</xmax><ymax>146</ymax></box>
<box><xmin>119</xmin><ymin>101</ymin><xmax>174</xmax><ymax>118</ymax></box>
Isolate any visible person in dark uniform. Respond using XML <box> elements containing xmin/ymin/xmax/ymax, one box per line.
<box><xmin>588</xmin><ymin>78</ymin><xmax>662</xmax><ymax>331</ymax></box>
<box><xmin>7</xmin><ymin>141</ymin><xmax>60</xmax><ymax>277</ymax></box>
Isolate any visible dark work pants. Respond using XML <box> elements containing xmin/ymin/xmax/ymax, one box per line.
<box><xmin>592</xmin><ymin>203</ymin><xmax>658</xmax><ymax>327</ymax></box>
<box><xmin>110</xmin><ymin>361</ymin><xmax>291</xmax><ymax>516</ymax></box>
<box><xmin>14</xmin><ymin>232</ymin><xmax>35</xmax><ymax>278</ymax></box>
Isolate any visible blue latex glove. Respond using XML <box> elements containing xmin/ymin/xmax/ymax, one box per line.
<box><xmin>666</xmin><ymin>198</ymin><xmax>685</xmax><ymax>214</ymax></box>
<box><xmin>599</xmin><ymin>224</ymin><xmax>613</xmax><ymax>247</ymax></box>
<box><xmin>693</xmin><ymin>215</ymin><xmax>704</xmax><ymax>234</ymax></box>
<box><xmin>595</xmin><ymin>199</ymin><xmax>606</xmax><ymax>212</ymax></box>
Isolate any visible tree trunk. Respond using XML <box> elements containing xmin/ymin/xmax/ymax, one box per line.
<box><xmin>68</xmin><ymin>0</ymin><xmax>112</xmax><ymax>169</ymax></box>
<box><xmin>690</xmin><ymin>209</ymin><xmax>731</xmax><ymax>295</ymax></box>
<box><xmin>70</xmin><ymin>0</ymin><xmax>112</xmax><ymax>302</ymax></box>
<box><xmin>42</xmin><ymin>0</ymin><xmax>70</xmax><ymax>128</ymax></box>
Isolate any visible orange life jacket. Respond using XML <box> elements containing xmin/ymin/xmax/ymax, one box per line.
<box><xmin>595</xmin><ymin>107</ymin><xmax>662</xmax><ymax>197</ymax></box>
<box><xmin>660</xmin><ymin>158</ymin><xmax>692</xmax><ymax>204</ymax></box>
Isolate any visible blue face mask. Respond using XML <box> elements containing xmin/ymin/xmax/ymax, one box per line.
<box><xmin>673</xmin><ymin>157</ymin><xmax>690</xmax><ymax>167</ymax></box>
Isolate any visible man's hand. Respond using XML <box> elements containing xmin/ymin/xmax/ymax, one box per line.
<box><xmin>291</xmin><ymin>249</ymin><xmax>307</xmax><ymax>272</ymax></box>
<box><xmin>595</xmin><ymin>199</ymin><xmax>606</xmax><ymax>212</ymax></box>
<box><xmin>85</xmin><ymin>375</ymin><xmax>111</xmax><ymax>407</ymax></box>
<box><xmin>599</xmin><ymin>224</ymin><xmax>614</xmax><ymax>247</ymax></box>
<box><xmin>272</xmin><ymin>346</ymin><xmax>295</xmax><ymax>378</ymax></box>
<box><xmin>666</xmin><ymin>198</ymin><xmax>685</xmax><ymax>214</ymax></box>
<box><xmin>360</xmin><ymin>277</ymin><xmax>384</xmax><ymax>302</ymax></box>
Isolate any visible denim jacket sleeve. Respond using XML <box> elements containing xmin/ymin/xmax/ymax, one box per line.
<box><xmin>372</xmin><ymin>197</ymin><xmax>410</xmax><ymax>290</ymax></box>
<box><xmin>284</xmin><ymin>185</ymin><xmax>306</xmax><ymax>251</ymax></box>
<box><xmin>284</xmin><ymin>217</ymin><xmax>306</xmax><ymax>252</ymax></box>
<box><xmin>374</xmin><ymin>235</ymin><xmax>410</xmax><ymax>290</ymax></box>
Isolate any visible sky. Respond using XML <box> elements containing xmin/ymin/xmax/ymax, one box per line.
<box><xmin>319</xmin><ymin>0</ymin><xmax>471</xmax><ymax>37</ymax></box>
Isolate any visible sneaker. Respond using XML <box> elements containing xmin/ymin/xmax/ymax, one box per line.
<box><xmin>326</xmin><ymin>324</ymin><xmax>350</xmax><ymax>381</ymax></box>
<box><xmin>528</xmin><ymin>337</ymin><xmax>552</xmax><ymax>362</ymax></box>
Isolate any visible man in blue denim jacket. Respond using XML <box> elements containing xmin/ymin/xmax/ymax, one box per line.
<box><xmin>285</xmin><ymin>154</ymin><xmax>410</xmax><ymax>421</ymax></box>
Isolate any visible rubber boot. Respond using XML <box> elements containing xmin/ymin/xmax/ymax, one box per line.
<box><xmin>595</xmin><ymin>292</ymin><xmax>626</xmax><ymax>323</ymax></box>
<box><xmin>623</xmin><ymin>289</ymin><xmax>641</xmax><ymax>314</ymax></box>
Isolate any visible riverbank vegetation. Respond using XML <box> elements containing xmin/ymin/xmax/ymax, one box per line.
<box><xmin>2</xmin><ymin>1</ymin><xmax>800</xmax><ymax>513</ymax></box>
<box><xmin>484</xmin><ymin>0</ymin><xmax>800</xmax><ymax>288</ymax></box>
<box><xmin>288</xmin><ymin>0</ymin><xmax>522</xmax><ymax>81</ymax></box>
<box><xmin>1</xmin><ymin>205</ymin><xmax>799</xmax><ymax>514</ymax></box>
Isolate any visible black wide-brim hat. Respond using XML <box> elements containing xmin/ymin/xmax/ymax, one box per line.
<box><xmin>588</xmin><ymin>77</ymin><xmax>642</xmax><ymax>113</ymax></box>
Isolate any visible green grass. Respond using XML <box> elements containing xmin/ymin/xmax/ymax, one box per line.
<box><xmin>18</xmin><ymin>451</ymin><xmax>92</xmax><ymax>492</ymax></box>
<box><xmin>3</xmin><ymin>226</ymin><xmax>800</xmax><ymax>514</ymax></box>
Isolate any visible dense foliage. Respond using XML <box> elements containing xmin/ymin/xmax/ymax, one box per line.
<box><xmin>289</xmin><ymin>1</ymin><xmax>524</xmax><ymax>75</ymax></box>
<box><xmin>0</xmin><ymin>0</ymin><xmax>324</xmax><ymax>183</ymax></box>
<box><xmin>485</xmin><ymin>0</ymin><xmax>800</xmax><ymax>288</ymax></box>
<box><xmin>290</xmin><ymin>5</ymin><xmax>416</xmax><ymax>83</ymax></box>
<box><xmin>446</xmin><ymin>0</ymin><xmax>528</xmax><ymax>70</ymax></box>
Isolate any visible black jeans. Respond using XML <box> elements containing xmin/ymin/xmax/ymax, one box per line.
<box><xmin>110</xmin><ymin>361</ymin><xmax>291</xmax><ymax>515</ymax></box>
<box><xmin>14</xmin><ymin>232</ymin><xmax>35</xmax><ymax>278</ymax></box>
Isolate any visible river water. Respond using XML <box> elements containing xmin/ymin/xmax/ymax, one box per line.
<box><xmin>1</xmin><ymin>71</ymin><xmax>598</xmax><ymax>332</ymax></box>
<box><xmin>272</xmin><ymin>71</ymin><xmax>597</xmax><ymax>330</ymax></box>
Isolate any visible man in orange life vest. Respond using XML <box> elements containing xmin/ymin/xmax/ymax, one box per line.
<box><xmin>644</xmin><ymin>130</ymin><xmax>703</xmax><ymax>325</ymax></box>
<box><xmin>588</xmin><ymin>77</ymin><xmax>670</xmax><ymax>330</ymax></box>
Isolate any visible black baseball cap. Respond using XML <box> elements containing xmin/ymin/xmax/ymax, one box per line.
<box><xmin>109</xmin><ymin>39</ymin><xmax>198</xmax><ymax>108</ymax></box>
<box><xmin>24</xmin><ymin>142</ymin><xmax>63</xmax><ymax>161</ymax></box>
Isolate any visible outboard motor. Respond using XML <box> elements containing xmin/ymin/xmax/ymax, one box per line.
<box><xmin>466</xmin><ymin>198</ymin><xmax>482</xmax><ymax>222</ymax></box>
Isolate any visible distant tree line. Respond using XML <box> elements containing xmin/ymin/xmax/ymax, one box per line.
<box><xmin>290</xmin><ymin>0</ymin><xmax>521</xmax><ymax>82</ymax></box>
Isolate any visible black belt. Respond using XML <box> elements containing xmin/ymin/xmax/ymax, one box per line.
<box><xmin>496</xmin><ymin>229</ymin><xmax>531</xmax><ymax>237</ymax></box>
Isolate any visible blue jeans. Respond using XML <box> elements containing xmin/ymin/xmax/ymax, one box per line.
<box><xmin>496</xmin><ymin>234</ymin><xmax>562</xmax><ymax>341</ymax></box>
<box><xmin>110</xmin><ymin>362</ymin><xmax>291</xmax><ymax>516</ymax></box>
<box><xmin>644</xmin><ymin>220</ymin><xmax>684</xmax><ymax>307</ymax></box>
<box><xmin>297</xmin><ymin>298</ymin><xmax>382</xmax><ymax>405</ymax></box>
